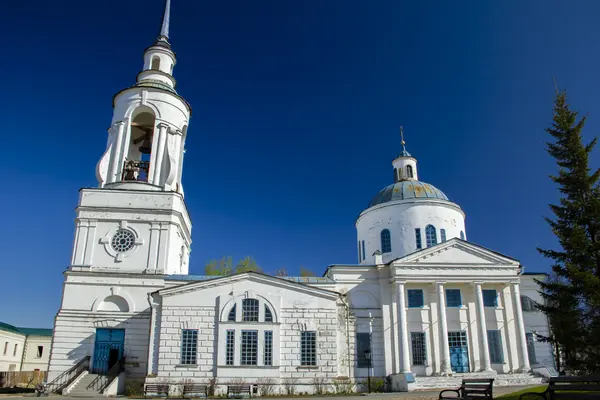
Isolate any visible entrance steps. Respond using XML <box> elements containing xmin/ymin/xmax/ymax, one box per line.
<box><xmin>414</xmin><ymin>372</ymin><xmax>543</xmax><ymax>390</ymax></box>
<box><xmin>67</xmin><ymin>373</ymin><xmax>112</xmax><ymax>397</ymax></box>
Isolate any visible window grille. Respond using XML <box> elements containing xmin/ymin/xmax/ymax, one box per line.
<box><xmin>180</xmin><ymin>329</ymin><xmax>198</xmax><ymax>365</ymax></box>
<box><xmin>265</xmin><ymin>305</ymin><xmax>273</xmax><ymax>322</ymax></box>
<box><xmin>240</xmin><ymin>330</ymin><xmax>258</xmax><ymax>365</ymax></box>
<box><xmin>487</xmin><ymin>330</ymin><xmax>504</xmax><ymax>363</ymax></box>
<box><xmin>526</xmin><ymin>332</ymin><xmax>537</xmax><ymax>365</ymax></box>
<box><xmin>301</xmin><ymin>331</ymin><xmax>317</xmax><ymax>366</ymax></box>
<box><xmin>520</xmin><ymin>295</ymin><xmax>536</xmax><ymax>312</ymax></box>
<box><xmin>411</xmin><ymin>332</ymin><xmax>427</xmax><ymax>365</ymax></box>
<box><xmin>415</xmin><ymin>228</ymin><xmax>422</xmax><ymax>249</ymax></box>
<box><xmin>242</xmin><ymin>299</ymin><xmax>259</xmax><ymax>322</ymax></box>
<box><xmin>381</xmin><ymin>229</ymin><xmax>391</xmax><ymax>253</ymax></box>
<box><xmin>228</xmin><ymin>304</ymin><xmax>236</xmax><ymax>321</ymax></box>
<box><xmin>264</xmin><ymin>331</ymin><xmax>273</xmax><ymax>366</ymax></box>
<box><xmin>441</xmin><ymin>229</ymin><xmax>447</xmax><ymax>242</ymax></box>
<box><xmin>425</xmin><ymin>225</ymin><xmax>437</xmax><ymax>247</ymax></box>
<box><xmin>356</xmin><ymin>332</ymin><xmax>371</xmax><ymax>368</ymax></box>
<box><xmin>226</xmin><ymin>330</ymin><xmax>235</xmax><ymax>366</ymax></box>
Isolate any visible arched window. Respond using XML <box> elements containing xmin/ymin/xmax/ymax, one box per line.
<box><xmin>460</xmin><ymin>231</ymin><xmax>465</xmax><ymax>240</ymax></box>
<box><xmin>425</xmin><ymin>225</ymin><xmax>437</xmax><ymax>247</ymax></box>
<box><xmin>265</xmin><ymin>305</ymin><xmax>273</xmax><ymax>322</ymax></box>
<box><xmin>242</xmin><ymin>299</ymin><xmax>259</xmax><ymax>322</ymax></box>
<box><xmin>151</xmin><ymin>56</ymin><xmax>160</xmax><ymax>70</ymax></box>
<box><xmin>228</xmin><ymin>304</ymin><xmax>236</xmax><ymax>321</ymax></box>
<box><xmin>381</xmin><ymin>229</ymin><xmax>391</xmax><ymax>253</ymax></box>
<box><xmin>406</xmin><ymin>165</ymin><xmax>414</xmax><ymax>178</ymax></box>
<box><xmin>440</xmin><ymin>229</ymin><xmax>447</xmax><ymax>242</ymax></box>
<box><xmin>394</xmin><ymin>168</ymin><xmax>399</xmax><ymax>182</ymax></box>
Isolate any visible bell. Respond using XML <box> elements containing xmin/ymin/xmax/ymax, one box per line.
<box><xmin>139</xmin><ymin>137</ymin><xmax>152</xmax><ymax>154</ymax></box>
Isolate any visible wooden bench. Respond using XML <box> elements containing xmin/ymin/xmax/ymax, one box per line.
<box><xmin>518</xmin><ymin>376</ymin><xmax>600</xmax><ymax>399</ymax></box>
<box><xmin>144</xmin><ymin>384</ymin><xmax>170</xmax><ymax>398</ymax></box>
<box><xmin>182</xmin><ymin>384</ymin><xmax>208</xmax><ymax>398</ymax></box>
<box><xmin>227</xmin><ymin>385</ymin><xmax>252</xmax><ymax>398</ymax></box>
<box><xmin>439</xmin><ymin>378</ymin><xmax>494</xmax><ymax>399</ymax></box>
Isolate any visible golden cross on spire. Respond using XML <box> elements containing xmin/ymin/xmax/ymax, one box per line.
<box><xmin>400</xmin><ymin>126</ymin><xmax>405</xmax><ymax>146</ymax></box>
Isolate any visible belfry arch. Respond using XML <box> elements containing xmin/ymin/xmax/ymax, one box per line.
<box><xmin>123</xmin><ymin>107</ymin><xmax>156</xmax><ymax>182</ymax></box>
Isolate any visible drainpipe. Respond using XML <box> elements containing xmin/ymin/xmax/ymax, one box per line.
<box><xmin>19</xmin><ymin>336</ymin><xmax>27</xmax><ymax>372</ymax></box>
<box><xmin>339</xmin><ymin>293</ymin><xmax>352</xmax><ymax>380</ymax></box>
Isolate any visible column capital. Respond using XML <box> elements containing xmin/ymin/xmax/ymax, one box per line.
<box><xmin>472</xmin><ymin>281</ymin><xmax>485</xmax><ymax>286</ymax></box>
<box><xmin>434</xmin><ymin>281</ymin><xmax>446</xmax><ymax>286</ymax></box>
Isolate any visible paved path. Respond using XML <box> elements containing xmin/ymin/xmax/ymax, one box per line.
<box><xmin>0</xmin><ymin>385</ymin><xmax>539</xmax><ymax>399</ymax></box>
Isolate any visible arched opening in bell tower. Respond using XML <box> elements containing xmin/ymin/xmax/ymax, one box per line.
<box><xmin>151</xmin><ymin>56</ymin><xmax>160</xmax><ymax>70</ymax></box>
<box><xmin>122</xmin><ymin>108</ymin><xmax>156</xmax><ymax>182</ymax></box>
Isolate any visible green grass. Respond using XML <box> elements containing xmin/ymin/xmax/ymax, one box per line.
<box><xmin>496</xmin><ymin>385</ymin><xmax>547</xmax><ymax>400</ymax></box>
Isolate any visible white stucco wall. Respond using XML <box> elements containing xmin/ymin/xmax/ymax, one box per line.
<box><xmin>0</xmin><ymin>331</ymin><xmax>25</xmax><ymax>372</ymax></box>
<box><xmin>519</xmin><ymin>274</ymin><xmax>554</xmax><ymax>368</ymax></box>
<box><xmin>356</xmin><ymin>199</ymin><xmax>466</xmax><ymax>265</ymax></box>
<box><xmin>21</xmin><ymin>336</ymin><xmax>52</xmax><ymax>371</ymax></box>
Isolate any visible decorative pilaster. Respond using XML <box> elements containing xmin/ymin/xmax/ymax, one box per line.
<box><xmin>475</xmin><ymin>282</ymin><xmax>493</xmax><ymax>371</ymax></box>
<box><xmin>436</xmin><ymin>282</ymin><xmax>451</xmax><ymax>375</ymax></box>
<box><xmin>397</xmin><ymin>282</ymin><xmax>411</xmax><ymax>373</ymax></box>
<box><xmin>110</xmin><ymin>121</ymin><xmax>126</xmax><ymax>183</ymax></box>
<box><xmin>511</xmin><ymin>282</ymin><xmax>531</xmax><ymax>372</ymax></box>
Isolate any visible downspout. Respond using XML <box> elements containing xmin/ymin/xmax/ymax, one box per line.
<box><xmin>340</xmin><ymin>293</ymin><xmax>352</xmax><ymax>380</ymax></box>
<box><xmin>19</xmin><ymin>335</ymin><xmax>27</xmax><ymax>372</ymax></box>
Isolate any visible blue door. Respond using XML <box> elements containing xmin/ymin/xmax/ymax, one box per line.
<box><xmin>92</xmin><ymin>329</ymin><xmax>125</xmax><ymax>374</ymax></box>
<box><xmin>448</xmin><ymin>331</ymin><xmax>469</xmax><ymax>373</ymax></box>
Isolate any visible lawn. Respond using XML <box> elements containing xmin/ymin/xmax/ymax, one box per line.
<box><xmin>496</xmin><ymin>385</ymin><xmax>546</xmax><ymax>399</ymax></box>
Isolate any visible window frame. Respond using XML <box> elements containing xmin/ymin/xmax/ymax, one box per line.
<box><xmin>264</xmin><ymin>331</ymin><xmax>273</xmax><ymax>366</ymax></box>
<box><xmin>12</xmin><ymin>344</ymin><xmax>17</xmax><ymax>357</ymax></box>
<box><xmin>407</xmin><ymin>289</ymin><xmax>424</xmax><ymax>308</ymax></box>
<box><xmin>410</xmin><ymin>332</ymin><xmax>427</xmax><ymax>366</ymax></box>
<box><xmin>425</xmin><ymin>224</ymin><xmax>437</xmax><ymax>247</ymax></box>
<box><xmin>180</xmin><ymin>329</ymin><xmax>198</xmax><ymax>365</ymax></box>
<box><xmin>225</xmin><ymin>330</ymin><xmax>235</xmax><ymax>366</ymax></box>
<box><xmin>380</xmin><ymin>229</ymin><xmax>392</xmax><ymax>254</ymax></box>
<box><xmin>264</xmin><ymin>305</ymin><xmax>273</xmax><ymax>322</ymax></box>
<box><xmin>362</xmin><ymin>240</ymin><xmax>366</xmax><ymax>261</ymax></box>
<box><xmin>242</xmin><ymin>299</ymin><xmax>259</xmax><ymax>322</ymax></box>
<box><xmin>487</xmin><ymin>330</ymin><xmax>504</xmax><ymax>364</ymax></box>
<box><xmin>415</xmin><ymin>228</ymin><xmax>422</xmax><ymax>249</ymax></box>
<box><xmin>440</xmin><ymin>229</ymin><xmax>447</xmax><ymax>242</ymax></box>
<box><xmin>445</xmin><ymin>289</ymin><xmax>462</xmax><ymax>308</ymax></box>
<box><xmin>240</xmin><ymin>330</ymin><xmax>258</xmax><ymax>366</ymax></box>
<box><xmin>300</xmin><ymin>331</ymin><xmax>317</xmax><ymax>366</ymax></box>
<box><xmin>482</xmin><ymin>289</ymin><xmax>498</xmax><ymax>307</ymax></box>
<box><xmin>520</xmin><ymin>295</ymin><xmax>536</xmax><ymax>312</ymax></box>
<box><xmin>356</xmin><ymin>332</ymin><xmax>371</xmax><ymax>368</ymax></box>
<box><xmin>526</xmin><ymin>332</ymin><xmax>537</xmax><ymax>365</ymax></box>
<box><xmin>406</xmin><ymin>165</ymin><xmax>414</xmax><ymax>178</ymax></box>
<box><xmin>228</xmin><ymin>304</ymin><xmax>237</xmax><ymax>321</ymax></box>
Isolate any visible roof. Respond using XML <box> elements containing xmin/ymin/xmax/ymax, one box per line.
<box><xmin>0</xmin><ymin>322</ymin><xmax>52</xmax><ymax>337</ymax></box>
<box><xmin>368</xmin><ymin>180</ymin><xmax>450</xmax><ymax>208</ymax></box>
<box><xmin>166</xmin><ymin>274</ymin><xmax>335</xmax><ymax>284</ymax></box>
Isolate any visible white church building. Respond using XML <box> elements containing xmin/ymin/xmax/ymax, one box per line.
<box><xmin>47</xmin><ymin>0</ymin><xmax>554</xmax><ymax>395</ymax></box>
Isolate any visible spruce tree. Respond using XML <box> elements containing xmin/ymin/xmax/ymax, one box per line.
<box><xmin>537</xmin><ymin>90</ymin><xmax>600</xmax><ymax>373</ymax></box>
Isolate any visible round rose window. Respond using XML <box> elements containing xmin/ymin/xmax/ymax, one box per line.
<box><xmin>111</xmin><ymin>229</ymin><xmax>135</xmax><ymax>252</ymax></box>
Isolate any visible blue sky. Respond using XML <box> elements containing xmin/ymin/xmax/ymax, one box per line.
<box><xmin>2</xmin><ymin>0</ymin><xmax>600</xmax><ymax>328</ymax></box>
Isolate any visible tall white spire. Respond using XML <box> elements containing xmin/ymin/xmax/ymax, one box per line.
<box><xmin>158</xmin><ymin>0</ymin><xmax>171</xmax><ymax>42</ymax></box>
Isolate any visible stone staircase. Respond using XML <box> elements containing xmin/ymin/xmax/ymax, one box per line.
<box><xmin>414</xmin><ymin>372</ymin><xmax>543</xmax><ymax>390</ymax></box>
<box><xmin>67</xmin><ymin>373</ymin><xmax>112</xmax><ymax>397</ymax></box>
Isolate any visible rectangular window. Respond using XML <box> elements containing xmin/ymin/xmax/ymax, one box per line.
<box><xmin>3</xmin><ymin>342</ymin><xmax>7</xmax><ymax>356</ymax></box>
<box><xmin>415</xmin><ymin>229</ymin><xmax>422</xmax><ymax>249</ymax></box>
<box><xmin>356</xmin><ymin>332</ymin><xmax>371</xmax><ymax>368</ymax></box>
<box><xmin>242</xmin><ymin>299</ymin><xmax>259</xmax><ymax>322</ymax></box>
<box><xmin>13</xmin><ymin>344</ymin><xmax>17</xmax><ymax>357</ymax></box>
<box><xmin>411</xmin><ymin>332</ymin><xmax>427</xmax><ymax>365</ymax></box>
<box><xmin>407</xmin><ymin>289</ymin><xmax>424</xmax><ymax>308</ymax></box>
<box><xmin>301</xmin><ymin>331</ymin><xmax>317</xmax><ymax>366</ymax></box>
<box><xmin>526</xmin><ymin>332</ymin><xmax>537</xmax><ymax>365</ymax></box>
<box><xmin>241</xmin><ymin>330</ymin><xmax>258</xmax><ymax>365</ymax></box>
<box><xmin>36</xmin><ymin>346</ymin><xmax>43</xmax><ymax>358</ymax></box>
<box><xmin>362</xmin><ymin>241</ymin><xmax>366</xmax><ymax>261</ymax></box>
<box><xmin>180</xmin><ymin>329</ymin><xmax>198</xmax><ymax>365</ymax></box>
<box><xmin>487</xmin><ymin>330</ymin><xmax>504</xmax><ymax>363</ymax></box>
<box><xmin>482</xmin><ymin>290</ymin><xmax>498</xmax><ymax>307</ymax></box>
<box><xmin>441</xmin><ymin>229</ymin><xmax>447</xmax><ymax>242</ymax></box>
<box><xmin>264</xmin><ymin>331</ymin><xmax>273</xmax><ymax>366</ymax></box>
<box><xmin>446</xmin><ymin>289</ymin><xmax>462</xmax><ymax>307</ymax></box>
<box><xmin>226</xmin><ymin>330</ymin><xmax>235</xmax><ymax>366</ymax></box>
<box><xmin>521</xmin><ymin>295</ymin><xmax>536</xmax><ymax>312</ymax></box>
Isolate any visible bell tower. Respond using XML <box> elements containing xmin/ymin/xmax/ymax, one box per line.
<box><xmin>72</xmin><ymin>0</ymin><xmax>192</xmax><ymax>275</ymax></box>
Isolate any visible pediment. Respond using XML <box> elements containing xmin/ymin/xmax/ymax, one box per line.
<box><xmin>393</xmin><ymin>238</ymin><xmax>519</xmax><ymax>266</ymax></box>
<box><xmin>159</xmin><ymin>272</ymin><xmax>339</xmax><ymax>301</ymax></box>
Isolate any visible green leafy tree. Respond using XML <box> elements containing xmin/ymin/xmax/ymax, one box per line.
<box><xmin>204</xmin><ymin>256</ymin><xmax>233</xmax><ymax>276</ymax></box>
<box><xmin>537</xmin><ymin>89</ymin><xmax>600</xmax><ymax>373</ymax></box>
<box><xmin>235</xmin><ymin>256</ymin><xmax>262</xmax><ymax>274</ymax></box>
<box><xmin>299</xmin><ymin>267</ymin><xmax>316</xmax><ymax>277</ymax></box>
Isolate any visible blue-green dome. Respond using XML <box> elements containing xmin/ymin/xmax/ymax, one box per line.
<box><xmin>369</xmin><ymin>180</ymin><xmax>449</xmax><ymax>208</ymax></box>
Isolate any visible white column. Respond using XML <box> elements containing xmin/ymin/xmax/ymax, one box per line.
<box><xmin>511</xmin><ymin>282</ymin><xmax>531</xmax><ymax>372</ymax></box>
<box><xmin>151</xmin><ymin>123</ymin><xmax>169</xmax><ymax>184</ymax></box>
<box><xmin>436</xmin><ymin>282</ymin><xmax>451</xmax><ymax>375</ymax></box>
<box><xmin>475</xmin><ymin>282</ymin><xmax>493</xmax><ymax>371</ymax></box>
<box><xmin>397</xmin><ymin>282</ymin><xmax>411</xmax><ymax>372</ymax></box>
<box><xmin>110</xmin><ymin>122</ymin><xmax>126</xmax><ymax>183</ymax></box>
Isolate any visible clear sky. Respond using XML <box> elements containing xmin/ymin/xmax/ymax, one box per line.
<box><xmin>2</xmin><ymin>0</ymin><xmax>600</xmax><ymax>328</ymax></box>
